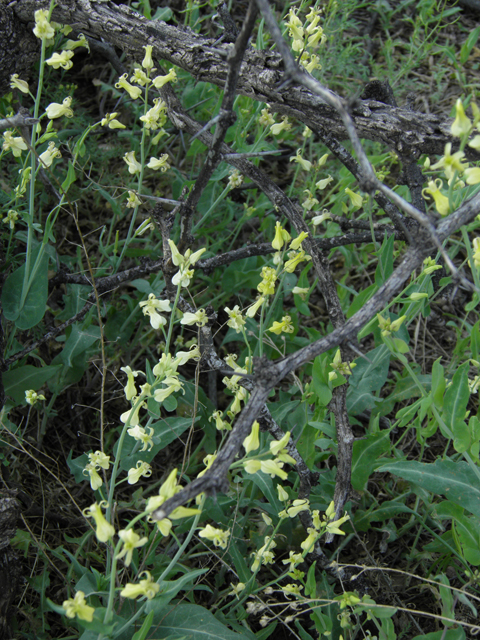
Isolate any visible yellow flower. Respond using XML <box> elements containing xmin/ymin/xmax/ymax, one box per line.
<box><xmin>147</xmin><ymin>154</ymin><xmax>171</xmax><ymax>172</ymax></box>
<box><xmin>9</xmin><ymin>74</ymin><xmax>29</xmax><ymax>94</ymax></box>
<box><xmin>272</xmin><ymin>221</ymin><xmax>291</xmax><ymax>250</ymax></box>
<box><xmin>139</xmin><ymin>293</ymin><xmax>171</xmax><ymax>329</ymax></box>
<box><xmin>270</xmin><ymin>116</ymin><xmax>292</xmax><ymax>136</ymax></box>
<box><xmin>116</xmin><ymin>528</ymin><xmax>148</xmax><ymax>566</ymax></box>
<box><xmin>277</xmin><ymin>484</ymin><xmax>289</xmax><ymax>502</ymax></box>
<box><xmin>101</xmin><ymin>112</ymin><xmax>125</xmax><ymax>129</ymax></box>
<box><xmin>422</xmin><ymin>257</ymin><xmax>442</xmax><ymax>275</ymax></box>
<box><xmin>451</xmin><ymin>98</ymin><xmax>472</xmax><ymax>137</ymax></box>
<box><xmin>268</xmin><ymin>315</ymin><xmax>294</xmax><ymax>335</ymax></box>
<box><xmin>257</xmin><ymin>266</ymin><xmax>277</xmax><ymax>295</ymax></box>
<box><xmin>83</xmin><ymin>463</ymin><xmax>102</xmax><ymax>490</ymax></box>
<box><xmin>142</xmin><ymin>44</ymin><xmax>154</xmax><ymax>71</ymax></box>
<box><xmin>243</xmin><ymin>459</ymin><xmax>262</xmax><ymax>474</ymax></box>
<box><xmin>302</xmin><ymin>189</ymin><xmax>319</xmax><ymax>211</ymax></box>
<box><xmin>243</xmin><ymin>421</ymin><xmax>260</xmax><ymax>454</ymax></box>
<box><xmin>62</xmin><ymin>591</ymin><xmax>95</xmax><ymax>621</ymax></box>
<box><xmin>464</xmin><ymin>167</ymin><xmax>480</xmax><ymax>185</ymax></box>
<box><xmin>127</xmin><ymin>460</ymin><xmax>152</xmax><ymax>484</ymax></box>
<box><xmin>258</xmin><ymin>108</ymin><xmax>275</xmax><ymax>126</ymax></box>
<box><xmin>345</xmin><ymin>187</ymin><xmax>363</xmax><ymax>209</ymax></box>
<box><xmin>123</xmin><ymin>150</ymin><xmax>142</xmax><ymax>174</ymax></box>
<box><xmin>152</xmin><ymin>68</ymin><xmax>177</xmax><ymax>88</ymax></box>
<box><xmin>180</xmin><ymin>309</ymin><xmax>208</xmax><ymax>326</ymax></box>
<box><xmin>260</xmin><ymin>459</ymin><xmax>288</xmax><ymax>480</ymax></box>
<box><xmin>33</xmin><ymin>9</ymin><xmax>55</xmax><ymax>40</ymax></box>
<box><xmin>45</xmin><ymin>97</ymin><xmax>74</xmax><ymax>119</ymax></box>
<box><xmin>127</xmin><ymin>425</ymin><xmax>154</xmax><ymax>451</ymax></box>
<box><xmin>126</xmin><ymin>191</ymin><xmax>142</xmax><ymax>208</ymax></box>
<box><xmin>198</xmin><ymin>524</ymin><xmax>230</xmax><ymax>549</ymax></box>
<box><xmin>409</xmin><ymin>292</ymin><xmax>428</xmax><ymax>301</ymax></box>
<box><xmin>2</xmin><ymin>131</ymin><xmax>27</xmax><ymax>157</ymax></box>
<box><xmin>140</xmin><ymin>98</ymin><xmax>167</xmax><ymax>130</ymax></box>
<box><xmin>316</xmin><ymin>175</ymin><xmax>333</xmax><ymax>190</ymax></box>
<box><xmin>131</xmin><ymin>68</ymin><xmax>149</xmax><ymax>86</ymax></box>
<box><xmin>2</xmin><ymin>209</ymin><xmax>19</xmax><ymax>230</ymax></box>
<box><xmin>225</xmin><ymin>305</ymin><xmax>246</xmax><ymax>333</ymax></box>
<box><xmin>246</xmin><ymin>296</ymin><xmax>265</xmax><ymax>318</ymax></box>
<box><xmin>329</xmin><ymin>349</ymin><xmax>356</xmax><ymax>380</ymax></box>
<box><xmin>115</xmin><ymin>73</ymin><xmax>142</xmax><ymax>99</ymax></box>
<box><xmin>286</xmin><ymin>499</ymin><xmax>310</xmax><ymax>518</ymax></box>
<box><xmin>284</xmin><ymin>250</ymin><xmax>308</xmax><ymax>273</ymax></box>
<box><xmin>290</xmin><ymin>149</ymin><xmax>312</xmax><ymax>172</ymax></box>
<box><xmin>64</xmin><ymin>33</ymin><xmax>89</xmax><ymax>52</ymax></box>
<box><xmin>38</xmin><ymin>141</ymin><xmax>61</xmax><ymax>168</ymax></box>
<box><xmin>46</xmin><ymin>50</ymin><xmax>74</xmax><ymax>70</ymax></box>
<box><xmin>120</xmin><ymin>571</ymin><xmax>160</xmax><ymax>600</ymax></box>
<box><xmin>228</xmin><ymin>583</ymin><xmax>246</xmax><ymax>598</ymax></box>
<box><xmin>228</xmin><ymin>169</ymin><xmax>243</xmax><ymax>188</ymax></box>
<box><xmin>83</xmin><ymin>502</ymin><xmax>115</xmax><ymax>542</ymax></box>
<box><xmin>25</xmin><ymin>389</ymin><xmax>45</xmax><ymax>405</ymax></box>
<box><xmin>289</xmin><ymin>232</ymin><xmax>309</xmax><ymax>251</ymax></box>
<box><xmin>312</xmin><ymin>210</ymin><xmax>332</xmax><ymax>226</ymax></box>
<box><xmin>120</xmin><ymin>365</ymin><xmax>142</xmax><ymax>400</ymax></box>
<box><xmin>470</xmin><ymin>237</ymin><xmax>480</xmax><ymax>269</ymax></box>
<box><xmin>430</xmin><ymin>143</ymin><xmax>466</xmax><ymax>180</ymax></box>
<box><xmin>422</xmin><ymin>179</ymin><xmax>450</xmax><ymax>216</ymax></box>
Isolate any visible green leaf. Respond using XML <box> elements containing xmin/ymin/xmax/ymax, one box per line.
<box><xmin>374</xmin><ymin>233</ymin><xmax>395</xmax><ymax>287</ymax></box>
<box><xmin>379</xmin><ymin>459</ymin><xmax>480</xmax><ymax>518</ymax></box>
<box><xmin>153</xmin><ymin>603</ymin><xmax>251</xmax><ymax>639</ymax></box>
<box><xmin>61</xmin><ymin>160</ymin><xmax>77</xmax><ymax>193</ymax></box>
<box><xmin>351</xmin><ymin>430</ymin><xmax>391</xmax><ymax>491</ymax></box>
<box><xmin>348</xmin><ymin>283</ymin><xmax>378</xmax><ymax>321</ymax></box>
<box><xmin>311</xmin><ymin>354</ymin><xmax>332</xmax><ymax>406</ymax></box>
<box><xmin>132</xmin><ymin>611</ymin><xmax>154</xmax><ymax>640</ymax></box>
<box><xmin>460</xmin><ymin>25</ymin><xmax>480</xmax><ymax>64</ymax></box>
<box><xmin>442</xmin><ymin>361</ymin><xmax>470</xmax><ymax>439</ymax></box>
<box><xmin>431</xmin><ymin>358</ymin><xmax>445</xmax><ymax>409</ymax></box>
<box><xmin>347</xmin><ymin>345</ymin><xmax>390</xmax><ymax>414</ymax></box>
<box><xmin>2</xmin><ymin>245</ymin><xmax>49</xmax><ymax>328</ymax></box>
<box><xmin>248</xmin><ymin>471</ymin><xmax>282</xmax><ymax>515</ymax></box>
<box><xmin>3</xmin><ymin>364</ymin><xmax>62</xmax><ymax>406</ymax></box>
<box><xmin>60</xmin><ymin>325</ymin><xmax>101</xmax><ymax>367</ymax></box>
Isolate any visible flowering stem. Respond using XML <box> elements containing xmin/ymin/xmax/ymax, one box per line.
<box><xmin>164</xmin><ymin>283</ymin><xmax>182</xmax><ymax>354</ymax></box>
<box><xmin>115</xmin><ymin>82</ymin><xmax>150</xmax><ymax>272</ymax></box>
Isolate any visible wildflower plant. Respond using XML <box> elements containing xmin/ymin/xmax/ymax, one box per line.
<box><xmin>1</xmin><ymin>2</ymin><xmax>480</xmax><ymax>639</ymax></box>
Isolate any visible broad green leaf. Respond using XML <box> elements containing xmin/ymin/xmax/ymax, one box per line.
<box><xmin>153</xmin><ymin>603</ymin><xmax>251</xmax><ymax>639</ymax></box>
<box><xmin>61</xmin><ymin>159</ymin><xmax>77</xmax><ymax>193</ymax></box>
<box><xmin>145</xmin><ymin>570</ymin><xmax>208</xmax><ymax>615</ymax></box>
<box><xmin>349</xmin><ymin>283</ymin><xmax>378</xmax><ymax>322</ymax></box>
<box><xmin>374</xmin><ymin>233</ymin><xmax>395</xmax><ymax>287</ymax></box>
<box><xmin>132</xmin><ymin>612</ymin><xmax>154</xmax><ymax>640</ymax></box>
<box><xmin>442</xmin><ymin>362</ymin><xmax>470</xmax><ymax>439</ymax></box>
<box><xmin>347</xmin><ymin>345</ymin><xmax>390</xmax><ymax>414</ymax></box>
<box><xmin>379</xmin><ymin>459</ymin><xmax>480</xmax><ymax>518</ymax></box>
<box><xmin>60</xmin><ymin>325</ymin><xmax>101</xmax><ymax>367</ymax></box>
<box><xmin>312</xmin><ymin>355</ymin><xmax>332</xmax><ymax>406</ymax></box>
<box><xmin>351</xmin><ymin>430</ymin><xmax>391</xmax><ymax>491</ymax></box>
<box><xmin>3</xmin><ymin>364</ymin><xmax>62</xmax><ymax>406</ymax></box>
<box><xmin>454</xmin><ymin>515</ymin><xmax>480</xmax><ymax>565</ymax></box>
<box><xmin>431</xmin><ymin>358</ymin><xmax>445</xmax><ymax>409</ymax></box>
<box><xmin>460</xmin><ymin>25</ymin><xmax>480</xmax><ymax>64</ymax></box>
<box><xmin>248</xmin><ymin>471</ymin><xmax>282</xmax><ymax>515</ymax></box>
<box><xmin>2</xmin><ymin>245</ymin><xmax>49</xmax><ymax>329</ymax></box>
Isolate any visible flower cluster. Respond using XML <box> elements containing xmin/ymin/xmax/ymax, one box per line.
<box><xmin>285</xmin><ymin>8</ymin><xmax>326</xmax><ymax>73</ymax></box>
<box><xmin>83</xmin><ymin>450</ymin><xmax>110</xmax><ymax>491</ymax></box>
<box><xmin>328</xmin><ymin>349</ymin><xmax>356</xmax><ymax>381</ymax></box>
<box><xmin>168</xmin><ymin>239</ymin><xmax>206</xmax><ymax>289</ymax></box>
<box><xmin>242</xmin><ymin>428</ymin><xmax>296</xmax><ymax>481</ymax></box>
<box><xmin>146</xmin><ymin>468</ymin><xmax>200</xmax><ymax>536</ymax></box>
